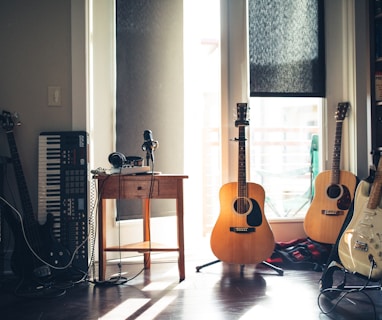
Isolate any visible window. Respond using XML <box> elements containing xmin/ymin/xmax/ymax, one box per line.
<box><xmin>113</xmin><ymin>0</ymin><xmax>323</xmax><ymax>232</ymax></box>
<box><xmin>249</xmin><ymin>97</ymin><xmax>322</xmax><ymax>219</ymax></box>
<box><xmin>247</xmin><ymin>0</ymin><xmax>324</xmax><ymax>220</ymax></box>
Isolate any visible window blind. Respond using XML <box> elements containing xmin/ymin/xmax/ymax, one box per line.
<box><xmin>248</xmin><ymin>0</ymin><xmax>325</xmax><ymax>97</ymax></box>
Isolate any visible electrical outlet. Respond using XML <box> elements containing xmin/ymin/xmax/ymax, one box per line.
<box><xmin>48</xmin><ymin>86</ymin><xmax>62</xmax><ymax>107</ymax></box>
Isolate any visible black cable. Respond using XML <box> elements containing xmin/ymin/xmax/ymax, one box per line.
<box><xmin>317</xmin><ymin>261</ymin><xmax>380</xmax><ymax>319</ymax></box>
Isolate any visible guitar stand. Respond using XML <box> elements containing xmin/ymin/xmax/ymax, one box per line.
<box><xmin>196</xmin><ymin>259</ymin><xmax>284</xmax><ymax>276</ymax></box>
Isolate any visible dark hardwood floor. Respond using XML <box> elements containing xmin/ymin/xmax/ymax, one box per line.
<box><xmin>1</xmin><ymin>245</ymin><xmax>382</xmax><ymax>320</ymax></box>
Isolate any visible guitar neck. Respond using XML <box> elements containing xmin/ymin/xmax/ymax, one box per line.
<box><xmin>6</xmin><ymin>130</ymin><xmax>35</xmax><ymax>225</ymax></box>
<box><xmin>368</xmin><ymin>160</ymin><xmax>382</xmax><ymax>210</ymax></box>
<box><xmin>330</xmin><ymin>119</ymin><xmax>343</xmax><ymax>185</ymax></box>
<box><xmin>237</xmin><ymin>126</ymin><xmax>247</xmax><ymax>197</ymax></box>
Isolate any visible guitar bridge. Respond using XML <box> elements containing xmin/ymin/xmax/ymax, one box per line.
<box><xmin>354</xmin><ymin>240</ymin><xmax>368</xmax><ymax>252</ymax></box>
<box><xmin>229</xmin><ymin>227</ymin><xmax>255</xmax><ymax>233</ymax></box>
<box><xmin>321</xmin><ymin>210</ymin><xmax>344</xmax><ymax>216</ymax></box>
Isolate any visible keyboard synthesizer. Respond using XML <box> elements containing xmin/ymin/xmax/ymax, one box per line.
<box><xmin>38</xmin><ymin>131</ymin><xmax>89</xmax><ymax>276</ymax></box>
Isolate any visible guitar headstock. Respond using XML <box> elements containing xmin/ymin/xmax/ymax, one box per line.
<box><xmin>335</xmin><ymin>102</ymin><xmax>350</xmax><ymax>121</ymax></box>
<box><xmin>0</xmin><ymin>110</ymin><xmax>20</xmax><ymax>132</ymax></box>
<box><xmin>235</xmin><ymin>103</ymin><xmax>249</xmax><ymax>127</ymax></box>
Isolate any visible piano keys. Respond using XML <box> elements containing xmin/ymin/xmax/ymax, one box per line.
<box><xmin>38</xmin><ymin>131</ymin><xmax>89</xmax><ymax>276</ymax></box>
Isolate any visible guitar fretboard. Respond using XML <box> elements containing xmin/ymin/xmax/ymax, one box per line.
<box><xmin>330</xmin><ymin>102</ymin><xmax>349</xmax><ymax>185</ymax></box>
<box><xmin>331</xmin><ymin>119</ymin><xmax>343</xmax><ymax>185</ymax></box>
<box><xmin>237</xmin><ymin>126</ymin><xmax>247</xmax><ymax>198</ymax></box>
<box><xmin>6</xmin><ymin>131</ymin><xmax>35</xmax><ymax>227</ymax></box>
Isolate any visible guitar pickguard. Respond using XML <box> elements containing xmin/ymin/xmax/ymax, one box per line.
<box><xmin>233</xmin><ymin>197</ymin><xmax>262</xmax><ymax>227</ymax></box>
<box><xmin>247</xmin><ymin>198</ymin><xmax>262</xmax><ymax>227</ymax></box>
<box><xmin>339</xmin><ymin>207</ymin><xmax>382</xmax><ymax>279</ymax></box>
<box><xmin>337</xmin><ymin>185</ymin><xmax>352</xmax><ymax>210</ymax></box>
<box><xmin>326</xmin><ymin>184</ymin><xmax>352</xmax><ymax>210</ymax></box>
<box><xmin>339</xmin><ymin>180</ymin><xmax>382</xmax><ymax>280</ymax></box>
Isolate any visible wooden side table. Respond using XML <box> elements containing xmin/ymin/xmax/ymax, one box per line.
<box><xmin>95</xmin><ymin>174</ymin><xmax>188</xmax><ymax>282</ymax></box>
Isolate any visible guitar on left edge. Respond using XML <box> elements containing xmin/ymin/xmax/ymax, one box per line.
<box><xmin>0</xmin><ymin>110</ymin><xmax>71</xmax><ymax>282</ymax></box>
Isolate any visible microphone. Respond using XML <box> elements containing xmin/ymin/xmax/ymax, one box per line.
<box><xmin>142</xmin><ymin>129</ymin><xmax>158</xmax><ymax>163</ymax></box>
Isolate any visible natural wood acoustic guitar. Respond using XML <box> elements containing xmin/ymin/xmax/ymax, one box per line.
<box><xmin>304</xmin><ymin>102</ymin><xmax>357</xmax><ymax>244</ymax></box>
<box><xmin>210</xmin><ymin>103</ymin><xmax>275</xmax><ymax>265</ymax></box>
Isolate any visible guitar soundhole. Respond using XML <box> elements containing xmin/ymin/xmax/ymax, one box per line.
<box><xmin>233</xmin><ymin>197</ymin><xmax>262</xmax><ymax>227</ymax></box>
<box><xmin>234</xmin><ymin>197</ymin><xmax>252</xmax><ymax>214</ymax></box>
<box><xmin>327</xmin><ymin>184</ymin><xmax>342</xmax><ymax>199</ymax></box>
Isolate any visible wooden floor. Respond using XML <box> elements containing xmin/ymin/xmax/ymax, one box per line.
<box><xmin>1</xmin><ymin>247</ymin><xmax>382</xmax><ymax>320</ymax></box>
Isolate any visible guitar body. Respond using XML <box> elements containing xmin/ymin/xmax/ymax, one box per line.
<box><xmin>338</xmin><ymin>180</ymin><xmax>382</xmax><ymax>280</ymax></box>
<box><xmin>3</xmin><ymin>211</ymin><xmax>71</xmax><ymax>279</ymax></box>
<box><xmin>304</xmin><ymin>170</ymin><xmax>357</xmax><ymax>244</ymax></box>
<box><xmin>210</xmin><ymin>181</ymin><xmax>275</xmax><ymax>265</ymax></box>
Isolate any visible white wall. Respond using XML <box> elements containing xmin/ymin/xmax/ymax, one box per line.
<box><xmin>0</xmin><ymin>0</ymin><xmax>73</xmax><ymax>212</ymax></box>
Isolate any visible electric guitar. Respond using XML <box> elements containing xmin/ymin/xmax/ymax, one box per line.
<box><xmin>338</xmin><ymin>155</ymin><xmax>382</xmax><ymax>280</ymax></box>
<box><xmin>0</xmin><ymin>110</ymin><xmax>70</xmax><ymax>281</ymax></box>
<box><xmin>210</xmin><ymin>103</ymin><xmax>275</xmax><ymax>265</ymax></box>
<box><xmin>304</xmin><ymin>102</ymin><xmax>357</xmax><ymax>244</ymax></box>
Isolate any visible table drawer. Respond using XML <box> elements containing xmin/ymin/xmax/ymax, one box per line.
<box><xmin>122</xmin><ymin>180</ymin><xmax>159</xmax><ymax>198</ymax></box>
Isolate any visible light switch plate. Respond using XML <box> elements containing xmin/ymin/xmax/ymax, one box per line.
<box><xmin>48</xmin><ymin>86</ymin><xmax>62</xmax><ymax>107</ymax></box>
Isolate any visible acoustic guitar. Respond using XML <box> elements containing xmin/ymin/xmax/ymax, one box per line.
<box><xmin>0</xmin><ymin>111</ymin><xmax>70</xmax><ymax>281</ymax></box>
<box><xmin>304</xmin><ymin>102</ymin><xmax>357</xmax><ymax>244</ymax></box>
<box><xmin>338</xmin><ymin>155</ymin><xmax>382</xmax><ymax>280</ymax></box>
<box><xmin>210</xmin><ymin>103</ymin><xmax>275</xmax><ymax>265</ymax></box>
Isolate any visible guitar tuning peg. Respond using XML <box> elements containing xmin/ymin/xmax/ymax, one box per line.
<box><xmin>13</xmin><ymin>112</ymin><xmax>21</xmax><ymax>126</ymax></box>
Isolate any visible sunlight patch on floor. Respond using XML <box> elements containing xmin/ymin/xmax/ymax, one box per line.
<box><xmin>98</xmin><ymin>267</ymin><xmax>193</xmax><ymax>320</ymax></box>
<box><xmin>135</xmin><ymin>294</ymin><xmax>178</xmax><ymax>320</ymax></box>
<box><xmin>142</xmin><ymin>281</ymin><xmax>173</xmax><ymax>292</ymax></box>
<box><xmin>98</xmin><ymin>298</ymin><xmax>150</xmax><ymax>320</ymax></box>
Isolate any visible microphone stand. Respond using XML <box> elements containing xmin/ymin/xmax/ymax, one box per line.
<box><xmin>144</xmin><ymin>145</ymin><xmax>153</xmax><ymax>167</ymax></box>
<box><xmin>141</xmin><ymin>133</ymin><xmax>158</xmax><ymax>168</ymax></box>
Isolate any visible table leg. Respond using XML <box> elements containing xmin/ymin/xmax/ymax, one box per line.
<box><xmin>98</xmin><ymin>198</ymin><xmax>107</xmax><ymax>281</ymax></box>
<box><xmin>143</xmin><ymin>198</ymin><xmax>151</xmax><ymax>269</ymax></box>
<box><xmin>177</xmin><ymin>180</ymin><xmax>185</xmax><ymax>282</ymax></box>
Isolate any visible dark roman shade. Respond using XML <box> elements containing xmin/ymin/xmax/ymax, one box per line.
<box><xmin>115</xmin><ymin>0</ymin><xmax>183</xmax><ymax>220</ymax></box>
<box><xmin>248</xmin><ymin>0</ymin><xmax>325</xmax><ymax>97</ymax></box>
